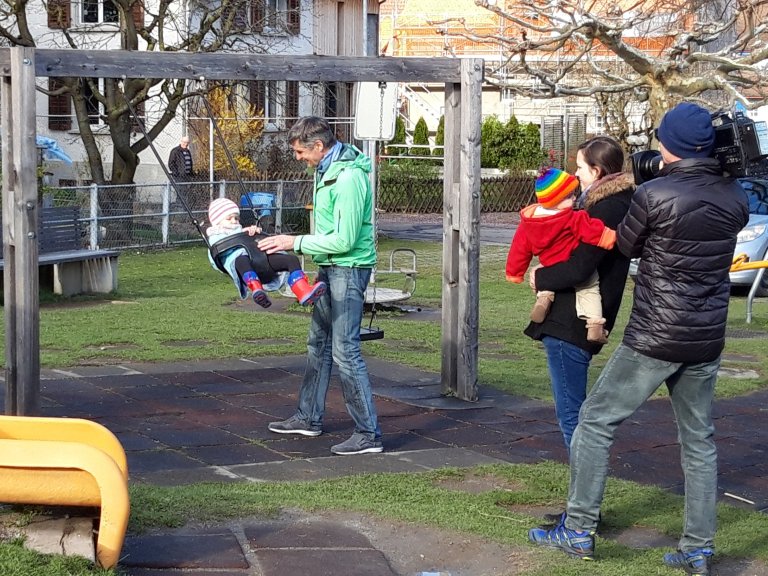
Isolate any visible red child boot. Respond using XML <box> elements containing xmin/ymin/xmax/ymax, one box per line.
<box><xmin>288</xmin><ymin>270</ymin><xmax>327</xmax><ymax>306</ymax></box>
<box><xmin>242</xmin><ymin>271</ymin><xmax>272</xmax><ymax>308</ymax></box>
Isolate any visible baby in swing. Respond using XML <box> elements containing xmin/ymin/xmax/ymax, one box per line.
<box><xmin>206</xmin><ymin>197</ymin><xmax>326</xmax><ymax>308</ymax></box>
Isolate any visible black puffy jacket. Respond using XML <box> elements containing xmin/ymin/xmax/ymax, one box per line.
<box><xmin>617</xmin><ymin>158</ymin><xmax>749</xmax><ymax>363</ymax></box>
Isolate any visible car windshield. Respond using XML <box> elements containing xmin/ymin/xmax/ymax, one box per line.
<box><xmin>740</xmin><ymin>178</ymin><xmax>768</xmax><ymax>215</ymax></box>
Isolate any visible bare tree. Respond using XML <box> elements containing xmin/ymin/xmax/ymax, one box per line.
<box><xmin>445</xmin><ymin>0</ymin><xmax>768</xmax><ymax>135</ymax></box>
<box><xmin>0</xmin><ymin>0</ymin><xmax>304</xmax><ymax>185</ymax></box>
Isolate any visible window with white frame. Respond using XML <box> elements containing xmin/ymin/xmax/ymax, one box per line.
<box><xmin>593</xmin><ymin>106</ymin><xmax>606</xmax><ymax>132</ymax></box>
<box><xmin>82</xmin><ymin>78</ymin><xmax>106</xmax><ymax>124</ymax></box>
<box><xmin>501</xmin><ymin>87</ymin><xmax>516</xmax><ymax>101</ymax></box>
<box><xmin>248</xmin><ymin>80</ymin><xmax>299</xmax><ymax>129</ymax></box>
<box><xmin>248</xmin><ymin>0</ymin><xmax>301</xmax><ymax>35</ymax></box>
<box><xmin>80</xmin><ymin>0</ymin><xmax>119</xmax><ymax>24</ymax></box>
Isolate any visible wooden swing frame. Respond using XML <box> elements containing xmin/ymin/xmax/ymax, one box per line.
<box><xmin>1</xmin><ymin>47</ymin><xmax>483</xmax><ymax>409</ymax></box>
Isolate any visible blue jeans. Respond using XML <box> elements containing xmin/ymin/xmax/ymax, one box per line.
<box><xmin>566</xmin><ymin>343</ymin><xmax>719</xmax><ymax>552</ymax></box>
<box><xmin>542</xmin><ymin>336</ymin><xmax>593</xmax><ymax>451</ymax></box>
<box><xmin>295</xmin><ymin>266</ymin><xmax>381</xmax><ymax>440</ymax></box>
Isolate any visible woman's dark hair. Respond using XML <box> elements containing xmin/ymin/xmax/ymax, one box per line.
<box><xmin>577</xmin><ymin>136</ymin><xmax>624</xmax><ymax>179</ymax></box>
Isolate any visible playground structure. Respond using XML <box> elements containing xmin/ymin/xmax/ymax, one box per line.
<box><xmin>1</xmin><ymin>47</ymin><xmax>483</xmax><ymax>412</ymax></box>
<box><xmin>0</xmin><ymin>415</ymin><xmax>129</xmax><ymax>568</ymax></box>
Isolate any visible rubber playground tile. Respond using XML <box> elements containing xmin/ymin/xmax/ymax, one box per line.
<box><xmin>121</xmin><ymin>530</ymin><xmax>248</xmax><ymax>569</ymax></box>
<box><xmin>229</xmin><ymin>458</ymin><xmax>343</xmax><ymax>483</ymax></box>
<box><xmin>186</xmin><ymin>442</ymin><xmax>288</xmax><ymax>467</ymax></box>
<box><xmin>115</xmin><ymin>431</ymin><xmax>161</xmax><ymax>452</ymax></box>
<box><xmin>84</xmin><ymin>373</ymin><xmax>168</xmax><ymax>389</ymax></box>
<box><xmin>450</xmin><ymin>407</ymin><xmax>521</xmax><ymax>427</ymax></box>
<box><xmin>113</xmin><ymin>383</ymin><xmax>202</xmax><ymax>401</ymax></box>
<box><xmin>262</xmin><ymin>434</ymin><xmax>347</xmax><ymax>459</ymax></box>
<box><xmin>140</xmin><ymin>425</ymin><xmax>248</xmax><ymax>448</ymax></box>
<box><xmin>379</xmin><ymin>431</ymin><xmax>449</xmax><ymax>452</ymax></box>
<box><xmin>492</xmin><ymin>432</ymin><xmax>570</xmax><ymax>463</ymax></box>
<box><xmin>609</xmin><ymin>445</ymin><xmax>685</xmax><ymax>488</ymax></box>
<box><xmin>126</xmin><ymin>448</ymin><xmax>205</xmax><ymax>475</ymax></box>
<box><xmin>419</xmin><ymin>424</ymin><xmax>507</xmax><ymax>448</ymax></box>
<box><xmin>216</xmin><ymin>366</ymin><xmax>299</xmax><ymax>383</ymax></box>
<box><xmin>151</xmin><ymin>370</ymin><xmax>245</xmax><ymax>386</ymax></box>
<box><xmin>373</xmin><ymin>397</ymin><xmax>425</xmax><ymax>418</ymax></box>
<box><xmin>384</xmin><ymin>411</ymin><xmax>466</xmax><ymax>432</ymax></box>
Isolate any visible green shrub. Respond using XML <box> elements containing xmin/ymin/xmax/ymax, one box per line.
<box><xmin>411</xmin><ymin>117</ymin><xmax>430</xmax><ymax>156</ymax></box>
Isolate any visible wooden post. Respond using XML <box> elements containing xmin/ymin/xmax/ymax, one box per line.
<box><xmin>441</xmin><ymin>59</ymin><xmax>483</xmax><ymax>401</ymax></box>
<box><xmin>4</xmin><ymin>47</ymin><xmax>40</xmax><ymax>415</ymax></box>
<box><xmin>441</xmin><ymin>82</ymin><xmax>460</xmax><ymax>396</ymax></box>
<box><xmin>2</xmin><ymin>56</ymin><xmax>17</xmax><ymax>413</ymax></box>
<box><xmin>456</xmin><ymin>59</ymin><xmax>483</xmax><ymax>401</ymax></box>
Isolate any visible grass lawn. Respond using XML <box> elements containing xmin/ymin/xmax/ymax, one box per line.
<box><xmin>1</xmin><ymin>237</ymin><xmax>767</xmax><ymax>575</ymax></box>
<box><xmin>5</xmin><ymin>236</ymin><xmax>768</xmax><ymax>400</ymax></box>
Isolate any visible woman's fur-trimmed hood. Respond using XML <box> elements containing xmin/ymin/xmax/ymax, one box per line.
<box><xmin>583</xmin><ymin>172</ymin><xmax>635</xmax><ymax>210</ymax></box>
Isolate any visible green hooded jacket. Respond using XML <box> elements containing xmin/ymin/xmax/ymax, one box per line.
<box><xmin>292</xmin><ymin>144</ymin><xmax>377</xmax><ymax>267</ymax></box>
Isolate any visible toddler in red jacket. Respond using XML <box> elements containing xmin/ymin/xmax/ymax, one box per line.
<box><xmin>506</xmin><ymin>168</ymin><xmax>616</xmax><ymax>343</ymax></box>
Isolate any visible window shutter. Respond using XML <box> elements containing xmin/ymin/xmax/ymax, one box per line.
<box><xmin>131</xmin><ymin>0</ymin><xmax>144</xmax><ymax>27</ymax></box>
<box><xmin>48</xmin><ymin>78</ymin><xmax>72</xmax><ymax>131</ymax></box>
<box><xmin>287</xmin><ymin>0</ymin><xmax>300</xmax><ymax>35</ymax></box>
<box><xmin>250</xmin><ymin>81</ymin><xmax>266</xmax><ymax>113</ymax></box>
<box><xmin>285</xmin><ymin>81</ymin><xmax>299</xmax><ymax>128</ymax></box>
<box><xmin>251</xmin><ymin>0</ymin><xmax>265</xmax><ymax>32</ymax></box>
<box><xmin>47</xmin><ymin>0</ymin><xmax>71</xmax><ymax>29</ymax></box>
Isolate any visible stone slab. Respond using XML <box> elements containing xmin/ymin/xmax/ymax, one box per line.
<box><xmin>20</xmin><ymin>517</ymin><xmax>94</xmax><ymax>562</ymax></box>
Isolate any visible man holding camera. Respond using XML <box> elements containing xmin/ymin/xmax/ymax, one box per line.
<box><xmin>528</xmin><ymin>102</ymin><xmax>749</xmax><ymax>576</ymax></box>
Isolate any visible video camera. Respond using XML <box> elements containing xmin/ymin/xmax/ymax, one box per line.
<box><xmin>631</xmin><ymin>110</ymin><xmax>768</xmax><ymax>184</ymax></box>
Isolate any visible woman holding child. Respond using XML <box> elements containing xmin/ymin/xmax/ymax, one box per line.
<box><xmin>524</xmin><ymin>136</ymin><xmax>635</xmax><ymax>452</ymax></box>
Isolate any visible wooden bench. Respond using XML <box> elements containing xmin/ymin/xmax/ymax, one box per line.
<box><xmin>0</xmin><ymin>206</ymin><xmax>119</xmax><ymax>296</ymax></box>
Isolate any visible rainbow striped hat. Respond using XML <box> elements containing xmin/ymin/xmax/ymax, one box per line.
<box><xmin>535</xmin><ymin>167</ymin><xmax>579</xmax><ymax>209</ymax></box>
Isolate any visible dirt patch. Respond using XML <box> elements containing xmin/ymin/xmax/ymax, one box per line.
<box><xmin>162</xmin><ymin>339</ymin><xmax>211</xmax><ymax>347</ymax></box>
<box><xmin>321</xmin><ymin>510</ymin><xmax>537</xmax><ymax>576</ymax></box>
<box><xmin>435</xmin><ymin>471</ymin><xmax>523</xmax><ymax>495</ymax></box>
<box><xmin>84</xmin><ymin>343</ymin><xmax>140</xmax><ymax>352</ymax></box>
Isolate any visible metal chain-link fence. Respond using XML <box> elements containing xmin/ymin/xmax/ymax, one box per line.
<box><xmin>44</xmin><ymin>178</ymin><xmax>313</xmax><ymax>251</ymax></box>
<box><xmin>379</xmin><ymin>173</ymin><xmax>535</xmax><ymax>213</ymax></box>
<box><xmin>41</xmin><ymin>168</ymin><xmax>531</xmax><ymax>251</ymax></box>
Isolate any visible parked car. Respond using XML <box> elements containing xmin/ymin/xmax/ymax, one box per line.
<box><xmin>628</xmin><ymin>177</ymin><xmax>768</xmax><ymax>295</ymax></box>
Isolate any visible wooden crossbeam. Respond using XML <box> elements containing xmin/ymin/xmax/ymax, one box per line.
<box><xmin>0</xmin><ymin>49</ymin><xmax>464</xmax><ymax>83</ymax></box>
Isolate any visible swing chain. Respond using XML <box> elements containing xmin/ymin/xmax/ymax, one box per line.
<box><xmin>366</xmin><ymin>82</ymin><xmax>388</xmax><ymax>331</ymax></box>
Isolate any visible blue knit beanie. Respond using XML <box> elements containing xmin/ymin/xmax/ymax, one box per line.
<box><xmin>656</xmin><ymin>102</ymin><xmax>715</xmax><ymax>159</ymax></box>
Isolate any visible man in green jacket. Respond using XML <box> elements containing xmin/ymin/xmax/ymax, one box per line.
<box><xmin>258</xmin><ymin>116</ymin><xmax>383</xmax><ymax>455</ymax></box>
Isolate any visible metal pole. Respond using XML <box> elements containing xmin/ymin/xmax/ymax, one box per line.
<box><xmin>209</xmin><ymin>118</ymin><xmax>214</xmax><ymax>183</ymax></box>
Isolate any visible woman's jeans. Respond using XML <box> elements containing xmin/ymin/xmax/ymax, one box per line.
<box><xmin>295</xmin><ymin>265</ymin><xmax>381</xmax><ymax>440</ymax></box>
<box><xmin>566</xmin><ymin>343</ymin><xmax>719</xmax><ymax>552</ymax></box>
<box><xmin>542</xmin><ymin>336</ymin><xmax>592</xmax><ymax>451</ymax></box>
